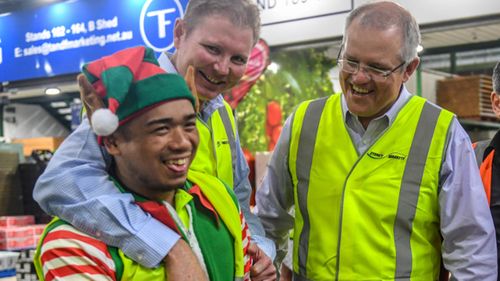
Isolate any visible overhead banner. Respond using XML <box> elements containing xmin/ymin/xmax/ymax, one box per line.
<box><xmin>256</xmin><ymin>0</ymin><xmax>352</xmax><ymax>26</ymax></box>
<box><xmin>0</xmin><ymin>0</ymin><xmax>189</xmax><ymax>83</ymax></box>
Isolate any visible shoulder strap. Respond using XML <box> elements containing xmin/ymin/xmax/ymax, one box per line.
<box><xmin>473</xmin><ymin>140</ymin><xmax>491</xmax><ymax>167</ymax></box>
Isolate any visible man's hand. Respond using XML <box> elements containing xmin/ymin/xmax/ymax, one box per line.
<box><xmin>248</xmin><ymin>243</ymin><xmax>277</xmax><ymax>281</ymax></box>
<box><xmin>279</xmin><ymin>263</ymin><xmax>293</xmax><ymax>281</ymax></box>
<box><xmin>77</xmin><ymin>74</ymin><xmax>105</xmax><ymax>123</ymax></box>
<box><xmin>164</xmin><ymin>239</ymin><xmax>208</xmax><ymax>281</ymax></box>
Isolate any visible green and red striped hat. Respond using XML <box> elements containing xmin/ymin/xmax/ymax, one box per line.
<box><xmin>82</xmin><ymin>46</ymin><xmax>195</xmax><ymax>139</ymax></box>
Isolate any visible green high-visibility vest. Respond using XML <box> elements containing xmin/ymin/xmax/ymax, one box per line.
<box><xmin>190</xmin><ymin>101</ymin><xmax>238</xmax><ymax>188</ymax></box>
<box><xmin>288</xmin><ymin>94</ymin><xmax>453</xmax><ymax>280</ymax></box>
<box><xmin>34</xmin><ymin>170</ymin><xmax>246</xmax><ymax>281</ymax></box>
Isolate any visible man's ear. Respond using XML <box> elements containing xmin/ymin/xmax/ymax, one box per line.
<box><xmin>78</xmin><ymin>74</ymin><xmax>105</xmax><ymax>123</ymax></box>
<box><xmin>103</xmin><ymin>134</ymin><xmax>121</xmax><ymax>156</ymax></box>
<box><xmin>184</xmin><ymin>65</ymin><xmax>200</xmax><ymax>112</ymax></box>
<box><xmin>173</xmin><ymin>19</ymin><xmax>185</xmax><ymax>49</ymax></box>
<box><xmin>491</xmin><ymin>91</ymin><xmax>500</xmax><ymax>119</ymax></box>
<box><xmin>402</xmin><ymin>57</ymin><xmax>420</xmax><ymax>83</ymax></box>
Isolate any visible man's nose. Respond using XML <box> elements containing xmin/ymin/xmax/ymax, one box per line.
<box><xmin>168</xmin><ymin>127</ymin><xmax>191</xmax><ymax>150</ymax></box>
<box><xmin>351</xmin><ymin>67</ymin><xmax>371</xmax><ymax>83</ymax></box>
<box><xmin>214</xmin><ymin>57</ymin><xmax>230</xmax><ymax>76</ymax></box>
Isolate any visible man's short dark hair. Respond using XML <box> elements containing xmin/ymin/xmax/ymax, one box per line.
<box><xmin>183</xmin><ymin>0</ymin><xmax>260</xmax><ymax>45</ymax></box>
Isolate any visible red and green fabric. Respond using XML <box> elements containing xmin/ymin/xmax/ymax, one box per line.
<box><xmin>81</xmin><ymin>46</ymin><xmax>195</xmax><ymax>139</ymax></box>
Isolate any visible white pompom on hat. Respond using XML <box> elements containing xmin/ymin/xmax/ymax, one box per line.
<box><xmin>90</xmin><ymin>108</ymin><xmax>119</xmax><ymax>136</ymax></box>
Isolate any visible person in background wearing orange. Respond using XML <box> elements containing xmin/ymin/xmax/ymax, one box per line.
<box><xmin>474</xmin><ymin>61</ymin><xmax>500</xmax><ymax>281</ymax></box>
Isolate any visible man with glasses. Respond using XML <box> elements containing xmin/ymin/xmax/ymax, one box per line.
<box><xmin>256</xmin><ymin>1</ymin><xmax>497</xmax><ymax>280</ymax></box>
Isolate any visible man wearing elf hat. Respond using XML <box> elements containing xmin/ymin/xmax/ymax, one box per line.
<box><xmin>35</xmin><ymin>46</ymin><xmax>254</xmax><ymax>281</ymax></box>
<box><xmin>33</xmin><ymin>0</ymin><xmax>276</xmax><ymax>280</ymax></box>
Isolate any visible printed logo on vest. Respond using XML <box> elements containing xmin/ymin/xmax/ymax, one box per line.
<box><xmin>367</xmin><ymin>151</ymin><xmax>384</xmax><ymax>159</ymax></box>
<box><xmin>217</xmin><ymin>140</ymin><xmax>229</xmax><ymax>147</ymax></box>
<box><xmin>367</xmin><ymin>151</ymin><xmax>407</xmax><ymax>160</ymax></box>
<box><xmin>388</xmin><ymin>152</ymin><xmax>406</xmax><ymax>160</ymax></box>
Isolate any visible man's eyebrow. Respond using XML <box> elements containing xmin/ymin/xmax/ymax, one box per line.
<box><xmin>146</xmin><ymin>113</ymin><xmax>197</xmax><ymax>126</ymax></box>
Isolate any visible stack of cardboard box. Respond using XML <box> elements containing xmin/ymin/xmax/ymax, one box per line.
<box><xmin>0</xmin><ymin>216</ymin><xmax>45</xmax><ymax>251</ymax></box>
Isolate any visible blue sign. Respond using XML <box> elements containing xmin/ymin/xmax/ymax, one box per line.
<box><xmin>0</xmin><ymin>0</ymin><xmax>189</xmax><ymax>83</ymax></box>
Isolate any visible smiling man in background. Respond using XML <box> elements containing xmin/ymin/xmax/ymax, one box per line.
<box><xmin>35</xmin><ymin>46</ymin><xmax>254</xmax><ymax>281</ymax></box>
<box><xmin>33</xmin><ymin>0</ymin><xmax>276</xmax><ymax>280</ymax></box>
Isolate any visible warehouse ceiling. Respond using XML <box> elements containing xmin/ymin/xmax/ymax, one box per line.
<box><xmin>420</xmin><ymin>15</ymin><xmax>500</xmax><ymax>49</ymax></box>
<box><xmin>0</xmin><ymin>0</ymin><xmax>64</xmax><ymax>14</ymax></box>
<box><xmin>423</xmin><ymin>22</ymin><xmax>500</xmax><ymax>49</ymax></box>
<box><xmin>0</xmin><ymin>0</ymin><xmax>24</xmax><ymax>12</ymax></box>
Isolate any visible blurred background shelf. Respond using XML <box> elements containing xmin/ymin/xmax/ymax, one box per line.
<box><xmin>459</xmin><ymin>118</ymin><xmax>500</xmax><ymax>130</ymax></box>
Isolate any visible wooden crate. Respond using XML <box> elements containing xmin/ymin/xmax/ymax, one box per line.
<box><xmin>11</xmin><ymin>137</ymin><xmax>65</xmax><ymax>157</ymax></box>
<box><xmin>436</xmin><ymin>75</ymin><xmax>495</xmax><ymax>119</ymax></box>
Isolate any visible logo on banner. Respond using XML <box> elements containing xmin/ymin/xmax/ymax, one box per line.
<box><xmin>140</xmin><ymin>0</ymin><xmax>184</xmax><ymax>52</ymax></box>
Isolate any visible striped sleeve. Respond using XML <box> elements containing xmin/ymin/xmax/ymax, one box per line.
<box><xmin>240</xmin><ymin>209</ymin><xmax>252</xmax><ymax>281</ymax></box>
<box><xmin>40</xmin><ymin>224</ymin><xmax>117</xmax><ymax>281</ymax></box>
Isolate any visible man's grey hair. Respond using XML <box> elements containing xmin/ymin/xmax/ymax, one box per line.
<box><xmin>493</xmin><ymin>62</ymin><xmax>500</xmax><ymax>94</ymax></box>
<box><xmin>342</xmin><ymin>1</ymin><xmax>421</xmax><ymax>63</ymax></box>
<box><xmin>183</xmin><ymin>0</ymin><xmax>261</xmax><ymax>45</ymax></box>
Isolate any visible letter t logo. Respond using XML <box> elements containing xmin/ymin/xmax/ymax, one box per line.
<box><xmin>147</xmin><ymin>8</ymin><xmax>176</xmax><ymax>39</ymax></box>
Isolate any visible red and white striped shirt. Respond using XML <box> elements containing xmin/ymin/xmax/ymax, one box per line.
<box><xmin>40</xmin><ymin>224</ymin><xmax>117</xmax><ymax>281</ymax></box>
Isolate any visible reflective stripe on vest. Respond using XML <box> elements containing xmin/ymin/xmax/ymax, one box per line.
<box><xmin>394</xmin><ymin>101</ymin><xmax>440</xmax><ymax>277</ymax></box>
<box><xmin>218</xmin><ymin>104</ymin><xmax>238</xmax><ymax>180</ymax></box>
<box><xmin>290</xmin><ymin>94</ymin><xmax>453</xmax><ymax>280</ymax></box>
<box><xmin>210</xmin><ymin>101</ymin><xmax>237</xmax><ymax>187</ymax></box>
<box><xmin>295</xmin><ymin>96</ymin><xmax>328</xmax><ymax>276</ymax></box>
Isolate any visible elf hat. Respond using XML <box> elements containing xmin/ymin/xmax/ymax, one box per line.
<box><xmin>82</xmin><ymin>46</ymin><xmax>195</xmax><ymax>140</ymax></box>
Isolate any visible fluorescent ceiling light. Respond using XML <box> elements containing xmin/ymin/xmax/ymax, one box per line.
<box><xmin>417</xmin><ymin>45</ymin><xmax>424</xmax><ymax>53</ymax></box>
<box><xmin>45</xmin><ymin>87</ymin><xmax>61</xmax><ymax>95</ymax></box>
<box><xmin>50</xmin><ymin>101</ymin><xmax>67</xmax><ymax>108</ymax></box>
<box><xmin>58</xmin><ymin>108</ymin><xmax>71</xmax><ymax>114</ymax></box>
<box><xmin>64</xmin><ymin>115</ymin><xmax>72</xmax><ymax>121</ymax></box>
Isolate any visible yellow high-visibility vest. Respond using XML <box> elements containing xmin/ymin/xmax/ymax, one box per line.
<box><xmin>190</xmin><ymin>100</ymin><xmax>237</xmax><ymax>188</ymax></box>
<box><xmin>288</xmin><ymin>94</ymin><xmax>453</xmax><ymax>280</ymax></box>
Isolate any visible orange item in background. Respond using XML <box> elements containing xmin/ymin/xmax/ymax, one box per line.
<box><xmin>266</xmin><ymin>101</ymin><xmax>283</xmax><ymax>151</ymax></box>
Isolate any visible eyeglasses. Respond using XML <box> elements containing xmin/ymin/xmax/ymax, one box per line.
<box><xmin>337</xmin><ymin>46</ymin><xmax>406</xmax><ymax>82</ymax></box>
